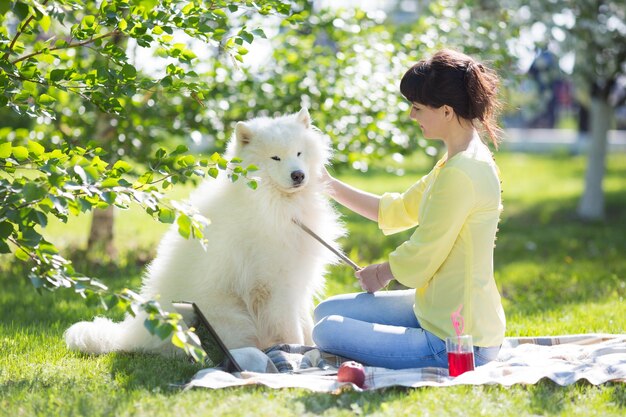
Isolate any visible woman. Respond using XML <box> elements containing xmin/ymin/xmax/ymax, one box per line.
<box><xmin>313</xmin><ymin>49</ymin><xmax>506</xmax><ymax>369</ymax></box>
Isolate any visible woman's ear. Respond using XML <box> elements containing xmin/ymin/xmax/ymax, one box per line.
<box><xmin>443</xmin><ymin>105</ymin><xmax>454</xmax><ymax>121</ymax></box>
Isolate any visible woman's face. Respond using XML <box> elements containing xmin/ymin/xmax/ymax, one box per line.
<box><xmin>409</xmin><ymin>102</ymin><xmax>446</xmax><ymax>139</ymax></box>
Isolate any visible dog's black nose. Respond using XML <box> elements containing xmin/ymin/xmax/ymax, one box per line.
<box><xmin>291</xmin><ymin>170</ymin><xmax>305</xmax><ymax>185</ymax></box>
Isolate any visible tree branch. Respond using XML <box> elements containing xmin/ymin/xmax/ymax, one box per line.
<box><xmin>2</xmin><ymin>0</ymin><xmax>51</xmax><ymax>61</ymax></box>
<box><xmin>11</xmin><ymin>30</ymin><xmax>121</xmax><ymax>65</ymax></box>
<box><xmin>7</xmin><ymin>237</ymin><xmax>41</xmax><ymax>264</ymax></box>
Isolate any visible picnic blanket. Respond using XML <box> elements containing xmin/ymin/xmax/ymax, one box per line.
<box><xmin>183</xmin><ymin>334</ymin><xmax>626</xmax><ymax>392</ymax></box>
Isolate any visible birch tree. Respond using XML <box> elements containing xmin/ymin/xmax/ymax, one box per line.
<box><xmin>510</xmin><ymin>0</ymin><xmax>626</xmax><ymax>220</ymax></box>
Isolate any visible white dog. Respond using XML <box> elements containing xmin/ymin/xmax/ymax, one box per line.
<box><xmin>65</xmin><ymin>108</ymin><xmax>344</xmax><ymax>355</ymax></box>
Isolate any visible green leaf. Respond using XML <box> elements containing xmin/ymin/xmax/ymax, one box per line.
<box><xmin>0</xmin><ymin>221</ymin><xmax>13</xmax><ymax>239</ymax></box>
<box><xmin>37</xmin><ymin>94</ymin><xmax>56</xmax><ymax>105</ymax></box>
<box><xmin>171</xmin><ymin>145</ymin><xmax>188</xmax><ymax>155</ymax></box>
<box><xmin>209</xmin><ymin>152</ymin><xmax>221</xmax><ymax>163</ymax></box>
<box><xmin>27</xmin><ymin>141</ymin><xmax>45</xmax><ymax>157</ymax></box>
<box><xmin>144</xmin><ymin>318</ymin><xmax>159</xmax><ymax>334</ymax></box>
<box><xmin>208</xmin><ymin>167</ymin><xmax>218</xmax><ymax>178</ymax></box>
<box><xmin>82</xmin><ymin>15</ymin><xmax>96</xmax><ymax>27</ymax></box>
<box><xmin>177</xmin><ymin>214</ymin><xmax>191</xmax><ymax>239</ymax></box>
<box><xmin>101</xmin><ymin>178</ymin><xmax>119</xmax><ymax>188</ymax></box>
<box><xmin>13</xmin><ymin>2</ymin><xmax>30</xmax><ymax>20</ymax></box>
<box><xmin>121</xmin><ymin>64</ymin><xmax>137</xmax><ymax>79</ymax></box>
<box><xmin>12</xmin><ymin>146</ymin><xmax>29</xmax><ymax>161</ymax></box>
<box><xmin>104</xmin><ymin>294</ymin><xmax>119</xmax><ymax>310</ymax></box>
<box><xmin>0</xmin><ymin>240</ymin><xmax>10</xmax><ymax>254</ymax></box>
<box><xmin>39</xmin><ymin>14</ymin><xmax>51</xmax><ymax>32</ymax></box>
<box><xmin>37</xmin><ymin>242</ymin><xmax>57</xmax><ymax>254</ymax></box>
<box><xmin>181</xmin><ymin>2</ymin><xmax>195</xmax><ymax>15</ymax></box>
<box><xmin>158</xmin><ymin>208</ymin><xmax>175</xmax><ymax>224</ymax></box>
<box><xmin>154</xmin><ymin>148</ymin><xmax>167</xmax><ymax>159</ymax></box>
<box><xmin>50</xmin><ymin>69</ymin><xmax>66</xmax><ymax>82</ymax></box>
<box><xmin>73</xmin><ymin>165</ymin><xmax>87</xmax><ymax>183</ymax></box>
<box><xmin>176</xmin><ymin>154</ymin><xmax>195</xmax><ymax>167</ymax></box>
<box><xmin>22</xmin><ymin>183</ymin><xmax>46</xmax><ymax>202</ymax></box>
<box><xmin>160</xmin><ymin>75</ymin><xmax>172</xmax><ymax>87</ymax></box>
<box><xmin>247</xmin><ymin>180</ymin><xmax>258</xmax><ymax>190</ymax></box>
<box><xmin>0</xmin><ymin>142</ymin><xmax>11</xmax><ymax>159</ymax></box>
<box><xmin>112</xmin><ymin>160</ymin><xmax>132</xmax><ymax>173</ymax></box>
<box><xmin>15</xmin><ymin>248</ymin><xmax>30</xmax><ymax>262</ymax></box>
<box><xmin>136</xmin><ymin>171</ymin><xmax>153</xmax><ymax>185</ymax></box>
<box><xmin>20</xmin><ymin>228</ymin><xmax>42</xmax><ymax>246</ymax></box>
<box><xmin>101</xmin><ymin>191</ymin><xmax>116</xmax><ymax>204</ymax></box>
<box><xmin>155</xmin><ymin>322</ymin><xmax>175</xmax><ymax>340</ymax></box>
<box><xmin>32</xmin><ymin>210</ymin><xmax>48</xmax><ymax>227</ymax></box>
<box><xmin>0</xmin><ymin>2</ymin><xmax>10</xmax><ymax>15</ymax></box>
<box><xmin>240</xmin><ymin>31</ymin><xmax>254</xmax><ymax>44</ymax></box>
<box><xmin>251</xmin><ymin>29</ymin><xmax>266</xmax><ymax>38</ymax></box>
<box><xmin>29</xmin><ymin>273</ymin><xmax>44</xmax><ymax>288</ymax></box>
<box><xmin>171</xmin><ymin>331</ymin><xmax>186</xmax><ymax>348</ymax></box>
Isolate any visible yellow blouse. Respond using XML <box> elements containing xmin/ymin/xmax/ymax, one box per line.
<box><xmin>379</xmin><ymin>139</ymin><xmax>505</xmax><ymax>347</ymax></box>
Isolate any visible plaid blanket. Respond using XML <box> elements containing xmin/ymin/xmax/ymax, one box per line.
<box><xmin>184</xmin><ymin>334</ymin><xmax>626</xmax><ymax>392</ymax></box>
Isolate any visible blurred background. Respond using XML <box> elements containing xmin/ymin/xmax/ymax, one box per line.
<box><xmin>1</xmin><ymin>0</ymin><xmax>624</xmax><ymax>280</ymax></box>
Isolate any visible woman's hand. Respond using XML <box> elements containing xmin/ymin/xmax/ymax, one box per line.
<box><xmin>317</xmin><ymin>167</ymin><xmax>381</xmax><ymax>222</ymax></box>
<box><xmin>320</xmin><ymin>166</ymin><xmax>333</xmax><ymax>185</ymax></box>
<box><xmin>356</xmin><ymin>262</ymin><xmax>393</xmax><ymax>293</ymax></box>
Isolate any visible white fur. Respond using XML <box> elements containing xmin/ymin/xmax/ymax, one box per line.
<box><xmin>64</xmin><ymin>108</ymin><xmax>344</xmax><ymax>354</ymax></box>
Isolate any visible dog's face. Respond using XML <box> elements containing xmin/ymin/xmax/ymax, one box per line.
<box><xmin>231</xmin><ymin>108</ymin><xmax>329</xmax><ymax>194</ymax></box>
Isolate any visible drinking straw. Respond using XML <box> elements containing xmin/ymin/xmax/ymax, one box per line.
<box><xmin>450</xmin><ymin>304</ymin><xmax>464</xmax><ymax>353</ymax></box>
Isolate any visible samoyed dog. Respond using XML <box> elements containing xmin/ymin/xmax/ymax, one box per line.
<box><xmin>64</xmin><ymin>108</ymin><xmax>344</xmax><ymax>355</ymax></box>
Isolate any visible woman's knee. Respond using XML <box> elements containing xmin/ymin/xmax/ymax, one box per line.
<box><xmin>312</xmin><ymin>314</ymin><xmax>342</xmax><ymax>347</ymax></box>
<box><xmin>313</xmin><ymin>292</ymin><xmax>367</xmax><ymax>323</ymax></box>
<box><xmin>313</xmin><ymin>298</ymin><xmax>340</xmax><ymax>323</ymax></box>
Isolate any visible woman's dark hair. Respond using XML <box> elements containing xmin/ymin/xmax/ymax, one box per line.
<box><xmin>400</xmin><ymin>49</ymin><xmax>502</xmax><ymax>147</ymax></box>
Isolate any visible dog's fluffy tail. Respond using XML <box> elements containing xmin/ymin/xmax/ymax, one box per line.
<box><xmin>64</xmin><ymin>315</ymin><xmax>163</xmax><ymax>355</ymax></box>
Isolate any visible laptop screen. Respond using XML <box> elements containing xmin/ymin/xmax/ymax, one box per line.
<box><xmin>172</xmin><ymin>302</ymin><xmax>243</xmax><ymax>372</ymax></box>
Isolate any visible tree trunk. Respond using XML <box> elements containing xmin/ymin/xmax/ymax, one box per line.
<box><xmin>577</xmin><ymin>96</ymin><xmax>612</xmax><ymax>220</ymax></box>
<box><xmin>87</xmin><ymin>205</ymin><xmax>116</xmax><ymax>259</ymax></box>
<box><xmin>86</xmin><ymin>32</ymin><xmax>126</xmax><ymax>259</ymax></box>
<box><xmin>87</xmin><ymin>111</ymin><xmax>117</xmax><ymax>258</ymax></box>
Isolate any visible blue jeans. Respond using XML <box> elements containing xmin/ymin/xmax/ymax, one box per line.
<box><xmin>312</xmin><ymin>289</ymin><xmax>500</xmax><ymax>370</ymax></box>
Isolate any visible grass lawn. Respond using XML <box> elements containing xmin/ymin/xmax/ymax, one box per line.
<box><xmin>1</xmin><ymin>151</ymin><xmax>625</xmax><ymax>416</ymax></box>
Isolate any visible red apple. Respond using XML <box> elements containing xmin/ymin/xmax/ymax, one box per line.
<box><xmin>337</xmin><ymin>361</ymin><xmax>366</xmax><ymax>388</ymax></box>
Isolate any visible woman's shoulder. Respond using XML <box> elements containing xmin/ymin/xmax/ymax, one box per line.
<box><xmin>445</xmin><ymin>143</ymin><xmax>501</xmax><ymax>196</ymax></box>
<box><xmin>448</xmin><ymin>141</ymin><xmax>497</xmax><ymax>172</ymax></box>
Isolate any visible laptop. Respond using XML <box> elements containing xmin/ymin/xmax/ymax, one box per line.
<box><xmin>172</xmin><ymin>301</ymin><xmax>243</xmax><ymax>372</ymax></box>
<box><xmin>172</xmin><ymin>301</ymin><xmax>337</xmax><ymax>376</ymax></box>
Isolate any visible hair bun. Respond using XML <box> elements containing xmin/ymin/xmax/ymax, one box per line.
<box><xmin>400</xmin><ymin>49</ymin><xmax>502</xmax><ymax>148</ymax></box>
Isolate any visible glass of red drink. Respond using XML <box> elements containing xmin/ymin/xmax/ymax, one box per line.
<box><xmin>446</xmin><ymin>335</ymin><xmax>475</xmax><ymax>377</ymax></box>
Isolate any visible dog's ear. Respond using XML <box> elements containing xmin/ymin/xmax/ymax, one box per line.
<box><xmin>296</xmin><ymin>107</ymin><xmax>310</xmax><ymax>129</ymax></box>
<box><xmin>235</xmin><ymin>121</ymin><xmax>254</xmax><ymax>145</ymax></box>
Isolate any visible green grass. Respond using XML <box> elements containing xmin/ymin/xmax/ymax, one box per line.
<box><xmin>1</xmin><ymin>152</ymin><xmax>626</xmax><ymax>416</ymax></box>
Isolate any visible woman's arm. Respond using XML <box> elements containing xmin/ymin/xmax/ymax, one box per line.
<box><xmin>322</xmin><ymin>168</ymin><xmax>380</xmax><ymax>222</ymax></box>
<box><xmin>388</xmin><ymin>167</ymin><xmax>475</xmax><ymax>289</ymax></box>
